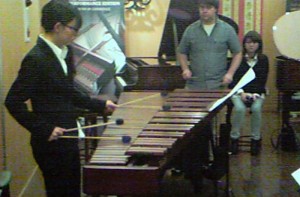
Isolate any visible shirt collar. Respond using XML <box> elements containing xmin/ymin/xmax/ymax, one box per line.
<box><xmin>245</xmin><ymin>53</ymin><xmax>258</xmax><ymax>61</ymax></box>
<box><xmin>245</xmin><ymin>54</ymin><xmax>258</xmax><ymax>68</ymax></box>
<box><xmin>199</xmin><ymin>18</ymin><xmax>221</xmax><ymax>31</ymax></box>
<box><xmin>39</xmin><ymin>34</ymin><xmax>68</xmax><ymax>59</ymax></box>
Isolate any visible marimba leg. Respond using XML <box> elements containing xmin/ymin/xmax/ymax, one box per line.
<box><xmin>180</xmin><ymin>124</ymin><xmax>212</xmax><ymax>193</ymax></box>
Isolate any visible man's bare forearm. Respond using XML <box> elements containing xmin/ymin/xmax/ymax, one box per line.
<box><xmin>227</xmin><ymin>52</ymin><xmax>242</xmax><ymax>75</ymax></box>
<box><xmin>178</xmin><ymin>53</ymin><xmax>189</xmax><ymax>71</ymax></box>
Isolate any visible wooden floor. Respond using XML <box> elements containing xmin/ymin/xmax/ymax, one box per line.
<box><xmin>227</xmin><ymin>111</ymin><xmax>300</xmax><ymax>197</ymax></box>
<box><xmin>83</xmin><ymin>111</ymin><xmax>300</xmax><ymax>197</ymax></box>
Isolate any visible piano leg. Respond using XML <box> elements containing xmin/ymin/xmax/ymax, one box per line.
<box><xmin>280</xmin><ymin>91</ymin><xmax>298</xmax><ymax>151</ymax></box>
<box><xmin>281</xmin><ymin>92</ymin><xmax>293</xmax><ymax>127</ymax></box>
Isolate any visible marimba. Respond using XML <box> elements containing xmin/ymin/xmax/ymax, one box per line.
<box><xmin>83</xmin><ymin>89</ymin><xmax>229</xmax><ymax>196</ymax></box>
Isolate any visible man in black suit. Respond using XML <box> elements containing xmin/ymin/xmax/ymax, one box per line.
<box><xmin>5</xmin><ymin>1</ymin><xmax>117</xmax><ymax>196</ymax></box>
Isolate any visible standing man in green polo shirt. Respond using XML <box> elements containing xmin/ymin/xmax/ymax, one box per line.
<box><xmin>176</xmin><ymin>0</ymin><xmax>242</xmax><ymax>193</ymax></box>
<box><xmin>178</xmin><ymin>0</ymin><xmax>242</xmax><ymax>90</ymax></box>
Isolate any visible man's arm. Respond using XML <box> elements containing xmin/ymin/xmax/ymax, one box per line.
<box><xmin>223</xmin><ymin>51</ymin><xmax>242</xmax><ymax>84</ymax></box>
<box><xmin>178</xmin><ymin>53</ymin><xmax>192</xmax><ymax>79</ymax></box>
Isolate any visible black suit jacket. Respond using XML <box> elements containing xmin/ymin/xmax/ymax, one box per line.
<box><xmin>229</xmin><ymin>54</ymin><xmax>269</xmax><ymax>95</ymax></box>
<box><xmin>5</xmin><ymin>37</ymin><xmax>106</xmax><ymax>145</ymax></box>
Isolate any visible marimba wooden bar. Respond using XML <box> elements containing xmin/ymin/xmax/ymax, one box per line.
<box><xmin>83</xmin><ymin>89</ymin><xmax>229</xmax><ymax>196</ymax></box>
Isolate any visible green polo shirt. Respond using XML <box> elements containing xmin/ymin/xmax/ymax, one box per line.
<box><xmin>178</xmin><ymin>18</ymin><xmax>241</xmax><ymax>90</ymax></box>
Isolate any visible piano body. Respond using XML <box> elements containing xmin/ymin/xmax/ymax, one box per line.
<box><xmin>82</xmin><ymin>90</ymin><xmax>230</xmax><ymax>196</ymax></box>
<box><xmin>275</xmin><ymin>56</ymin><xmax>300</xmax><ymax>151</ymax></box>
<box><xmin>276</xmin><ymin>56</ymin><xmax>300</xmax><ymax>92</ymax></box>
<box><xmin>116</xmin><ymin>58</ymin><xmax>185</xmax><ymax>91</ymax></box>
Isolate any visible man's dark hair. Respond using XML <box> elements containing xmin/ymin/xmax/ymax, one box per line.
<box><xmin>41</xmin><ymin>0</ymin><xmax>82</xmax><ymax>32</ymax></box>
<box><xmin>197</xmin><ymin>0</ymin><xmax>219</xmax><ymax>9</ymax></box>
<box><xmin>243</xmin><ymin>31</ymin><xmax>263</xmax><ymax>54</ymax></box>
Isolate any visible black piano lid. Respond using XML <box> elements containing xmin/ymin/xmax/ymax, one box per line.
<box><xmin>158</xmin><ymin>0</ymin><xmax>239</xmax><ymax>61</ymax></box>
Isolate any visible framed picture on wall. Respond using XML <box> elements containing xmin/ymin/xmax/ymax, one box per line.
<box><xmin>286</xmin><ymin>0</ymin><xmax>300</xmax><ymax>12</ymax></box>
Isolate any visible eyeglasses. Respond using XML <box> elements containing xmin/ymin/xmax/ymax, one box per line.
<box><xmin>64</xmin><ymin>25</ymin><xmax>79</xmax><ymax>33</ymax></box>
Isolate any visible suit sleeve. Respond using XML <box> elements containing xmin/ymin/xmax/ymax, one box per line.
<box><xmin>5</xmin><ymin>55</ymin><xmax>55</xmax><ymax>139</ymax></box>
<box><xmin>71</xmin><ymin>89</ymin><xmax>106</xmax><ymax>113</ymax></box>
<box><xmin>257</xmin><ymin>55</ymin><xmax>269</xmax><ymax>93</ymax></box>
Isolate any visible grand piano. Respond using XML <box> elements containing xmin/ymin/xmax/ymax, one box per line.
<box><xmin>275</xmin><ymin>56</ymin><xmax>300</xmax><ymax>152</ymax></box>
<box><xmin>273</xmin><ymin>11</ymin><xmax>300</xmax><ymax>151</ymax></box>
